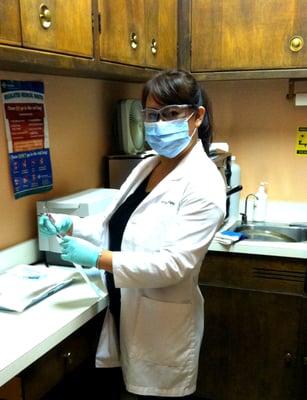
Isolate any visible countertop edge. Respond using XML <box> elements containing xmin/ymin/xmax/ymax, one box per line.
<box><xmin>0</xmin><ymin>285</ymin><xmax>108</xmax><ymax>387</ymax></box>
<box><xmin>209</xmin><ymin>240</ymin><xmax>307</xmax><ymax>259</ymax></box>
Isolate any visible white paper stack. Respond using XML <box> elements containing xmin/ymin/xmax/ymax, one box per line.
<box><xmin>0</xmin><ymin>264</ymin><xmax>76</xmax><ymax>312</ymax></box>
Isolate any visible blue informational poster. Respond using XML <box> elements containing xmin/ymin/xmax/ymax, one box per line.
<box><xmin>1</xmin><ymin>80</ymin><xmax>53</xmax><ymax>199</ymax></box>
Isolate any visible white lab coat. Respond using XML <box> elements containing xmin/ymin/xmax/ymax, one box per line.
<box><xmin>73</xmin><ymin>141</ymin><xmax>226</xmax><ymax>397</ymax></box>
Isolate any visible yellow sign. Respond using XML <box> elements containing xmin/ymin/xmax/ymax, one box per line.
<box><xmin>296</xmin><ymin>127</ymin><xmax>307</xmax><ymax>156</ymax></box>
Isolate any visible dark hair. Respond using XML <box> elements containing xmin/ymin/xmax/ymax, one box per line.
<box><xmin>141</xmin><ymin>69</ymin><xmax>213</xmax><ymax>155</ymax></box>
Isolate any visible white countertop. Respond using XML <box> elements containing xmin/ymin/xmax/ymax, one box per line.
<box><xmin>0</xmin><ymin>274</ymin><xmax>108</xmax><ymax>387</ymax></box>
<box><xmin>209</xmin><ymin>238</ymin><xmax>307</xmax><ymax>259</ymax></box>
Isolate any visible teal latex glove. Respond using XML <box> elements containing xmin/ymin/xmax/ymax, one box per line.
<box><xmin>60</xmin><ymin>236</ymin><xmax>100</xmax><ymax>268</ymax></box>
<box><xmin>39</xmin><ymin>214</ymin><xmax>72</xmax><ymax>237</ymax></box>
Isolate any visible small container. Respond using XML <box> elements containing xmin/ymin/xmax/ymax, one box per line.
<box><xmin>228</xmin><ymin>156</ymin><xmax>241</xmax><ymax>219</ymax></box>
<box><xmin>253</xmin><ymin>182</ymin><xmax>268</xmax><ymax>222</ymax></box>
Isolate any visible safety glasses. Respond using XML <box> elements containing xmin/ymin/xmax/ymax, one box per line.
<box><xmin>141</xmin><ymin>104</ymin><xmax>194</xmax><ymax>123</ymax></box>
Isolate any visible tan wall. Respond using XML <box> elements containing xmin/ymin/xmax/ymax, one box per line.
<box><xmin>0</xmin><ymin>73</ymin><xmax>306</xmax><ymax>250</ymax></box>
<box><xmin>204</xmin><ymin>79</ymin><xmax>307</xmax><ymax>202</ymax></box>
<box><xmin>0</xmin><ymin>71</ymin><xmax>142</xmax><ymax>249</ymax></box>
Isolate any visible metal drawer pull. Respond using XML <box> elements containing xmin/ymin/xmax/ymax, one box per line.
<box><xmin>284</xmin><ymin>352</ymin><xmax>293</xmax><ymax>365</ymax></box>
<box><xmin>289</xmin><ymin>35</ymin><xmax>304</xmax><ymax>52</ymax></box>
<box><xmin>39</xmin><ymin>4</ymin><xmax>52</xmax><ymax>29</ymax></box>
<box><xmin>151</xmin><ymin>38</ymin><xmax>157</xmax><ymax>55</ymax></box>
<box><xmin>63</xmin><ymin>351</ymin><xmax>73</xmax><ymax>366</ymax></box>
<box><xmin>130</xmin><ymin>32</ymin><xmax>138</xmax><ymax>49</ymax></box>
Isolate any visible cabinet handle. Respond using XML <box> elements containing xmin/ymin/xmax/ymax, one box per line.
<box><xmin>151</xmin><ymin>38</ymin><xmax>158</xmax><ymax>55</ymax></box>
<box><xmin>130</xmin><ymin>32</ymin><xmax>138</xmax><ymax>49</ymax></box>
<box><xmin>289</xmin><ymin>35</ymin><xmax>304</xmax><ymax>52</ymax></box>
<box><xmin>39</xmin><ymin>4</ymin><xmax>52</xmax><ymax>29</ymax></box>
<box><xmin>304</xmin><ymin>356</ymin><xmax>307</xmax><ymax>366</ymax></box>
<box><xmin>63</xmin><ymin>351</ymin><xmax>73</xmax><ymax>366</ymax></box>
<box><xmin>284</xmin><ymin>352</ymin><xmax>294</xmax><ymax>365</ymax></box>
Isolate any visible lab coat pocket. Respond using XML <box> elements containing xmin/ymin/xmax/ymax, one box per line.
<box><xmin>130</xmin><ymin>296</ymin><xmax>193</xmax><ymax>367</ymax></box>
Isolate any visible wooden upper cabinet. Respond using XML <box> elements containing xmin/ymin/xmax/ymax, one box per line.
<box><xmin>19</xmin><ymin>0</ymin><xmax>93</xmax><ymax>57</ymax></box>
<box><xmin>191</xmin><ymin>0</ymin><xmax>307</xmax><ymax>72</ymax></box>
<box><xmin>99</xmin><ymin>0</ymin><xmax>146</xmax><ymax>66</ymax></box>
<box><xmin>0</xmin><ymin>0</ymin><xmax>22</xmax><ymax>45</ymax></box>
<box><xmin>99</xmin><ymin>0</ymin><xmax>177</xmax><ymax>69</ymax></box>
<box><xmin>145</xmin><ymin>0</ymin><xmax>177</xmax><ymax>69</ymax></box>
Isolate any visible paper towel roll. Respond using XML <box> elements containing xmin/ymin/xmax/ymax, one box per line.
<box><xmin>210</xmin><ymin>142</ymin><xmax>229</xmax><ymax>152</ymax></box>
<box><xmin>295</xmin><ymin>93</ymin><xmax>307</xmax><ymax>106</ymax></box>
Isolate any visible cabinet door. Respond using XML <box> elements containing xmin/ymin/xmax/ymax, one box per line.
<box><xmin>20</xmin><ymin>311</ymin><xmax>104</xmax><ymax>400</ymax></box>
<box><xmin>0</xmin><ymin>377</ymin><xmax>22</xmax><ymax>400</ymax></box>
<box><xmin>145</xmin><ymin>0</ymin><xmax>177</xmax><ymax>69</ymax></box>
<box><xmin>0</xmin><ymin>0</ymin><xmax>21</xmax><ymax>45</ymax></box>
<box><xmin>99</xmin><ymin>0</ymin><xmax>146</xmax><ymax>66</ymax></box>
<box><xmin>19</xmin><ymin>0</ymin><xmax>93</xmax><ymax>57</ymax></box>
<box><xmin>197</xmin><ymin>285</ymin><xmax>304</xmax><ymax>400</ymax></box>
<box><xmin>191</xmin><ymin>0</ymin><xmax>307</xmax><ymax>71</ymax></box>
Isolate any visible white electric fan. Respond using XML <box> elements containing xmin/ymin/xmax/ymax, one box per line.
<box><xmin>118</xmin><ymin>99</ymin><xmax>145</xmax><ymax>154</ymax></box>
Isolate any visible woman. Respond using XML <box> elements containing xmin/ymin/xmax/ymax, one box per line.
<box><xmin>39</xmin><ymin>69</ymin><xmax>226</xmax><ymax>399</ymax></box>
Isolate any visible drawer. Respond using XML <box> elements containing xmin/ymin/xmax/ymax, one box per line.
<box><xmin>0</xmin><ymin>377</ymin><xmax>22</xmax><ymax>400</ymax></box>
<box><xmin>202</xmin><ymin>252</ymin><xmax>306</xmax><ymax>295</ymax></box>
<box><xmin>21</xmin><ymin>311</ymin><xmax>104</xmax><ymax>400</ymax></box>
<box><xmin>0</xmin><ymin>310</ymin><xmax>105</xmax><ymax>400</ymax></box>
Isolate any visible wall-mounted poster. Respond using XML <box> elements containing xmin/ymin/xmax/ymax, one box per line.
<box><xmin>1</xmin><ymin>80</ymin><xmax>53</xmax><ymax>199</ymax></box>
<box><xmin>296</xmin><ymin>127</ymin><xmax>307</xmax><ymax>156</ymax></box>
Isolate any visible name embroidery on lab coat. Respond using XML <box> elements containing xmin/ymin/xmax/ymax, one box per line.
<box><xmin>161</xmin><ymin>200</ymin><xmax>175</xmax><ymax>206</ymax></box>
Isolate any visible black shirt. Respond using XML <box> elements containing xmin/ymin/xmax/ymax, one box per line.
<box><xmin>105</xmin><ymin>175</ymin><xmax>150</xmax><ymax>335</ymax></box>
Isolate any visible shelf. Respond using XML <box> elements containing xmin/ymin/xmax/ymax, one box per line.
<box><xmin>0</xmin><ymin>45</ymin><xmax>156</xmax><ymax>83</ymax></box>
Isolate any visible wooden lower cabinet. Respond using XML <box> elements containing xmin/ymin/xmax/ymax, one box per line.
<box><xmin>0</xmin><ymin>378</ymin><xmax>22</xmax><ymax>400</ymax></box>
<box><xmin>197</xmin><ymin>252</ymin><xmax>306</xmax><ymax>400</ymax></box>
<box><xmin>0</xmin><ymin>310</ymin><xmax>105</xmax><ymax>400</ymax></box>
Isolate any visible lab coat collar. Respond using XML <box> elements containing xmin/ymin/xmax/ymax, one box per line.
<box><xmin>139</xmin><ymin>140</ymin><xmax>206</xmax><ymax>202</ymax></box>
<box><xmin>113</xmin><ymin>141</ymin><xmax>206</xmax><ymax>211</ymax></box>
<box><xmin>165</xmin><ymin>140</ymin><xmax>206</xmax><ymax>181</ymax></box>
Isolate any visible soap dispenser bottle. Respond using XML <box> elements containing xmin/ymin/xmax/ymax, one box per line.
<box><xmin>253</xmin><ymin>182</ymin><xmax>268</xmax><ymax>222</ymax></box>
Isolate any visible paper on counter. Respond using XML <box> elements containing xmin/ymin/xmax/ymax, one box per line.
<box><xmin>0</xmin><ymin>264</ymin><xmax>75</xmax><ymax>312</ymax></box>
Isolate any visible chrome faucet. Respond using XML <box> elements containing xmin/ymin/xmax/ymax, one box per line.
<box><xmin>240</xmin><ymin>193</ymin><xmax>258</xmax><ymax>225</ymax></box>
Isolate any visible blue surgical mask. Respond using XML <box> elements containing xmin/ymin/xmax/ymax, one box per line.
<box><xmin>144</xmin><ymin>116</ymin><xmax>194</xmax><ymax>158</ymax></box>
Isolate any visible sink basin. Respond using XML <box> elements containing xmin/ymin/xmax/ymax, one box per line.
<box><xmin>233</xmin><ymin>222</ymin><xmax>307</xmax><ymax>242</ymax></box>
